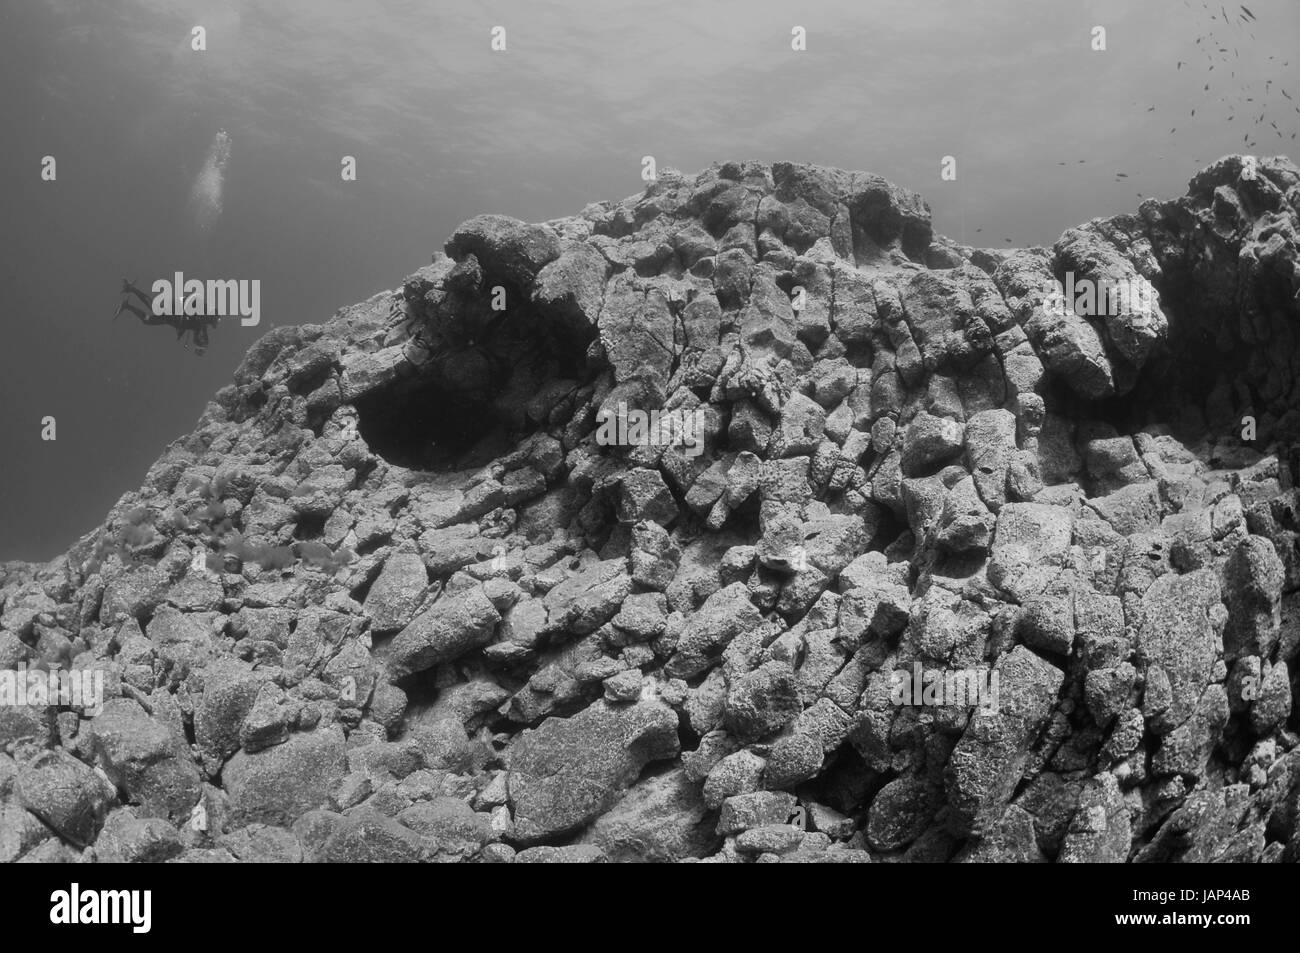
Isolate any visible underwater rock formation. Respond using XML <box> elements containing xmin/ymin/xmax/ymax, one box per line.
<box><xmin>3</xmin><ymin>155</ymin><xmax>1300</xmax><ymax>863</ymax></box>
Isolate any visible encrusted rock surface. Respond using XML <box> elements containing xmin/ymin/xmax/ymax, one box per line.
<box><xmin>3</xmin><ymin>155</ymin><xmax>1300</xmax><ymax>863</ymax></box>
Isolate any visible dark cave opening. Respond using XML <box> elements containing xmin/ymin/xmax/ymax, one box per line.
<box><xmin>355</xmin><ymin>373</ymin><xmax>512</xmax><ymax>472</ymax></box>
<box><xmin>1042</xmin><ymin>267</ymin><xmax>1300</xmax><ymax>488</ymax></box>
<box><xmin>292</xmin><ymin>512</ymin><xmax>327</xmax><ymax>541</ymax></box>
<box><xmin>354</xmin><ymin>287</ymin><xmax>597</xmax><ymax>472</ymax></box>
<box><xmin>1044</xmin><ymin>373</ymin><xmax>1154</xmax><ymax>441</ymax></box>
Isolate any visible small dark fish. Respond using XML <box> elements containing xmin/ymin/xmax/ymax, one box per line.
<box><xmin>1241</xmin><ymin>4</ymin><xmax>1255</xmax><ymax>20</ymax></box>
<box><xmin>1116</xmin><ymin>172</ymin><xmax>1129</xmax><ymax>178</ymax></box>
<box><xmin>1205</xmin><ymin>83</ymin><xmax>1210</xmax><ymax>91</ymax></box>
<box><xmin>1283</xmin><ymin>89</ymin><xmax>1293</xmax><ymax>100</ymax></box>
<box><xmin>975</xmin><ymin>228</ymin><xmax>983</xmax><ymax>233</ymax></box>
<box><xmin>1170</xmin><ymin>128</ymin><xmax>1176</xmax><ymax>133</ymax></box>
<box><xmin>1078</xmin><ymin>159</ymin><xmax>1086</xmax><ymax>164</ymax></box>
<box><xmin>1058</xmin><ymin>161</ymin><xmax>1066</xmax><ymax>165</ymax></box>
<box><xmin>1147</xmin><ymin>106</ymin><xmax>1156</xmax><ymax>112</ymax></box>
<box><xmin>1191</xmin><ymin>109</ymin><xmax>1196</xmax><ymax>116</ymax></box>
<box><xmin>1178</xmin><ymin>61</ymin><xmax>1184</xmax><ymax>69</ymax></box>
<box><xmin>1004</xmin><ymin>238</ymin><xmax>1012</xmax><ymax>244</ymax></box>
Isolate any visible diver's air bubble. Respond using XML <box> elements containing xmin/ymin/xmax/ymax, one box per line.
<box><xmin>189</xmin><ymin>129</ymin><xmax>232</xmax><ymax>233</ymax></box>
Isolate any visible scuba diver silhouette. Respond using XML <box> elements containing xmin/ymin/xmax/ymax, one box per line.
<box><xmin>114</xmin><ymin>279</ymin><xmax>217</xmax><ymax>354</ymax></box>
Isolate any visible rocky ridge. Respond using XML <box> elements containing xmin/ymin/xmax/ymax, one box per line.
<box><xmin>2</xmin><ymin>155</ymin><xmax>1300</xmax><ymax>863</ymax></box>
